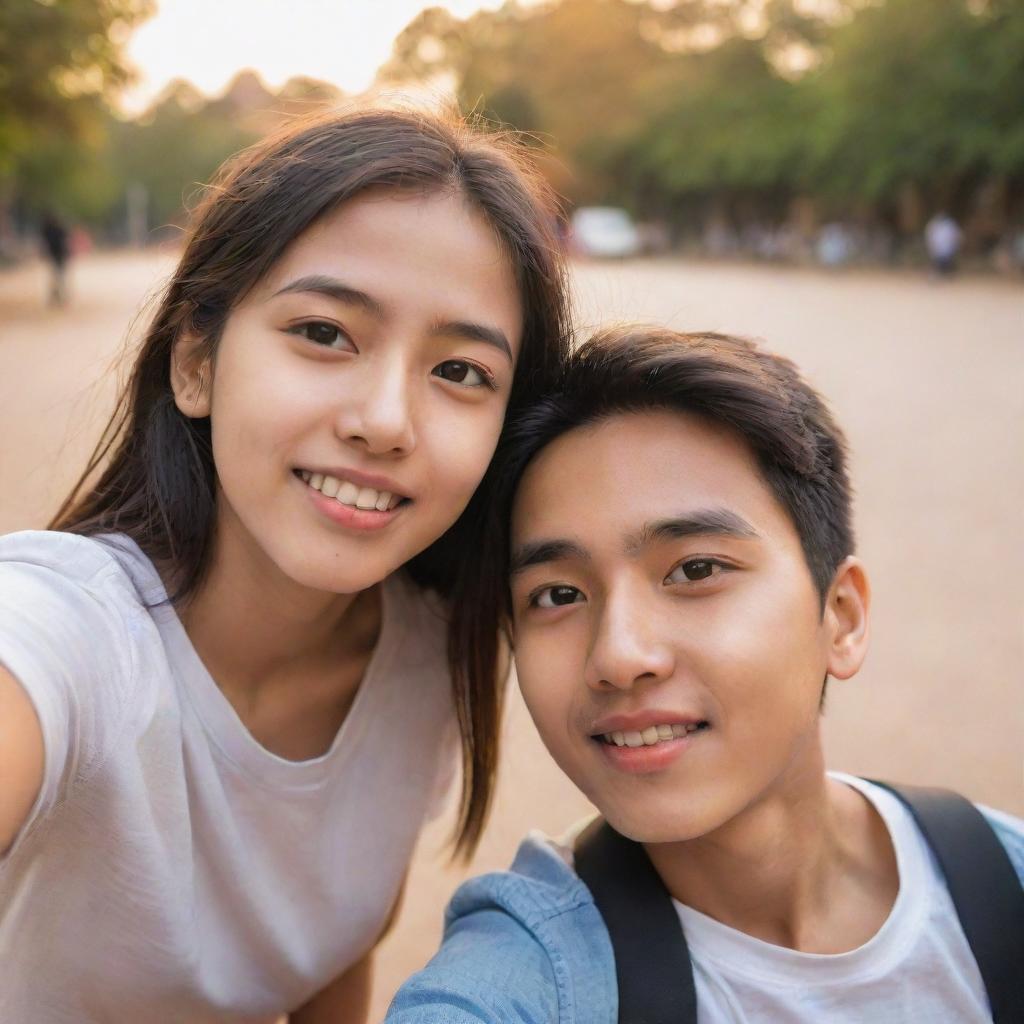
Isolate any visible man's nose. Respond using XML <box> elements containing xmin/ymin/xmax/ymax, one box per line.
<box><xmin>584</xmin><ymin>584</ymin><xmax>675</xmax><ymax>693</ymax></box>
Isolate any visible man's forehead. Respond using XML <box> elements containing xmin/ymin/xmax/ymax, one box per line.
<box><xmin>514</xmin><ymin>410</ymin><xmax>761</xmax><ymax>514</ymax></box>
<box><xmin>509</xmin><ymin>409</ymin><xmax>781</xmax><ymax>564</ymax></box>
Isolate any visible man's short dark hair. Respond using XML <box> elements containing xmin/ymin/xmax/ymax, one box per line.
<box><xmin>493</xmin><ymin>325</ymin><xmax>855</xmax><ymax>612</ymax></box>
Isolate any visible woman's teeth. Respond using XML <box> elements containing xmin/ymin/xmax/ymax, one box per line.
<box><xmin>299</xmin><ymin>470</ymin><xmax>400</xmax><ymax>512</ymax></box>
<box><xmin>601</xmin><ymin>722</ymin><xmax>707</xmax><ymax>747</ymax></box>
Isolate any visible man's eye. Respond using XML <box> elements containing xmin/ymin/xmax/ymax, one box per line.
<box><xmin>665</xmin><ymin>559</ymin><xmax>721</xmax><ymax>584</ymax></box>
<box><xmin>433</xmin><ymin>360</ymin><xmax>492</xmax><ymax>388</ymax></box>
<box><xmin>291</xmin><ymin>322</ymin><xmax>350</xmax><ymax>349</ymax></box>
<box><xmin>531</xmin><ymin>585</ymin><xmax>584</xmax><ymax>609</ymax></box>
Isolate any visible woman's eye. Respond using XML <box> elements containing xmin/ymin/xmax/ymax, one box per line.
<box><xmin>291</xmin><ymin>322</ymin><xmax>350</xmax><ymax>349</ymax></box>
<box><xmin>433</xmin><ymin>360</ymin><xmax>492</xmax><ymax>388</ymax></box>
<box><xmin>531</xmin><ymin>585</ymin><xmax>584</xmax><ymax>609</ymax></box>
<box><xmin>665</xmin><ymin>559</ymin><xmax>721</xmax><ymax>584</ymax></box>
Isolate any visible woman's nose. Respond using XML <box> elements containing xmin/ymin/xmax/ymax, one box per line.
<box><xmin>335</xmin><ymin>359</ymin><xmax>416</xmax><ymax>456</ymax></box>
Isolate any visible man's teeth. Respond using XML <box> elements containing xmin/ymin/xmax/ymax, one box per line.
<box><xmin>602</xmin><ymin>723</ymin><xmax>706</xmax><ymax>747</ymax></box>
<box><xmin>299</xmin><ymin>470</ymin><xmax>400</xmax><ymax>511</ymax></box>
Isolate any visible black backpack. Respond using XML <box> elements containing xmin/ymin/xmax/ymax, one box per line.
<box><xmin>574</xmin><ymin>781</ymin><xmax>1024</xmax><ymax>1024</ymax></box>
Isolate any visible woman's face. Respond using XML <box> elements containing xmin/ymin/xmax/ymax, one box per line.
<box><xmin>175</xmin><ymin>189</ymin><xmax>523</xmax><ymax>595</ymax></box>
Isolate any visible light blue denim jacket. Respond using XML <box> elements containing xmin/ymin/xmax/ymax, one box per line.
<box><xmin>386</xmin><ymin>808</ymin><xmax>1024</xmax><ymax>1023</ymax></box>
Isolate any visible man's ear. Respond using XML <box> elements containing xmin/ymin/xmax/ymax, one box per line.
<box><xmin>170</xmin><ymin>331</ymin><xmax>212</xmax><ymax>419</ymax></box>
<box><xmin>823</xmin><ymin>556</ymin><xmax>870</xmax><ymax>681</ymax></box>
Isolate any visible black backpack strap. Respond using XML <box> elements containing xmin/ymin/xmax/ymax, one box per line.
<box><xmin>574</xmin><ymin>817</ymin><xmax>697</xmax><ymax>1024</ymax></box>
<box><xmin>868</xmin><ymin>780</ymin><xmax>1024</xmax><ymax>1024</ymax></box>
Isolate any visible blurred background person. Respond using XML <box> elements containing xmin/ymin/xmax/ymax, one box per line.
<box><xmin>38</xmin><ymin>212</ymin><xmax>70</xmax><ymax>306</ymax></box>
<box><xmin>925</xmin><ymin>210</ymin><xmax>963</xmax><ymax>278</ymax></box>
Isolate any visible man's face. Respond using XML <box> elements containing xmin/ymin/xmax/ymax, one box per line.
<box><xmin>510</xmin><ymin>410</ymin><xmax>844</xmax><ymax>843</ymax></box>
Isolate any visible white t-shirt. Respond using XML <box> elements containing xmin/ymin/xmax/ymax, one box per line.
<box><xmin>0</xmin><ymin>530</ymin><xmax>458</xmax><ymax>1023</ymax></box>
<box><xmin>675</xmin><ymin>774</ymin><xmax>991</xmax><ymax>1023</ymax></box>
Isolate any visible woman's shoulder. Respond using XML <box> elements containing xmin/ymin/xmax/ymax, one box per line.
<box><xmin>0</xmin><ymin>530</ymin><xmax>161</xmax><ymax>670</ymax></box>
<box><xmin>0</xmin><ymin>529</ymin><xmax>146</xmax><ymax>591</ymax></box>
<box><xmin>1</xmin><ymin>528</ymin><xmax>119</xmax><ymax>574</ymax></box>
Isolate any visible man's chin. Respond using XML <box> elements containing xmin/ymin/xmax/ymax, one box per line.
<box><xmin>585</xmin><ymin>790</ymin><xmax>719</xmax><ymax>846</ymax></box>
<box><xmin>606</xmin><ymin>814</ymin><xmax>708</xmax><ymax>846</ymax></box>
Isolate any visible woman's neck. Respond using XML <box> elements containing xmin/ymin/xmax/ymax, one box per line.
<box><xmin>172</xmin><ymin>512</ymin><xmax>384</xmax><ymax>759</ymax></box>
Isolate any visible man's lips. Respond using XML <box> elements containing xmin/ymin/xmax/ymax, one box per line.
<box><xmin>585</xmin><ymin>711</ymin><xmax>711</xmax><ymax>775</ymax></box>
<box><xmin>589</xmin><ymin>710</ymin><xmax>709</xmax><ymax>739</ymax></box>
<box><xmin>597</xmin><ymin>730</ymin><xmax>704</xmax><ymax>774</ymax></box>
<box><xmin>587</xmin><ymin>709</ymin><xmax>711</xmax><ymax>776</ymax></box>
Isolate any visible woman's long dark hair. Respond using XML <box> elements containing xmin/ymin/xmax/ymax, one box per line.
<box><xmin>50</xmin><ymin>105</ymin><xmax>571</xmax><ymax>858</ymax></box>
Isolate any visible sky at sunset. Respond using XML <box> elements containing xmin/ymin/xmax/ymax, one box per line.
<box><xmin>122</xmin><ymin>1</ymin><xmax>521</xmax><ymax>113</ymax></box>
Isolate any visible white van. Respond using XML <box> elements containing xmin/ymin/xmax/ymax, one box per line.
<box><xmin>570</xmin><ymin>206</ymin><xmax>641</xmax><ymax>258</ymax></box>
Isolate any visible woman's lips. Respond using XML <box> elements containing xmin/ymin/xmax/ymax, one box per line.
<box><xmin>300</xmin><ymin>473</ymin><xmax>406</xmax><ymax>531</ymax></box>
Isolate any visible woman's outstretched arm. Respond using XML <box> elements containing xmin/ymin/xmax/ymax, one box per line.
<box><xmin>0</xmin><ymin>665</ymin><xmax>44</xmax><ymax>857</ymax></box>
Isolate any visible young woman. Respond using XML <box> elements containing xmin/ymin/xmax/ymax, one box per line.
<box><xmin>0</xmin><ymin>107</ymin><xmax>569</xmax><ymax>1022</ymax></box>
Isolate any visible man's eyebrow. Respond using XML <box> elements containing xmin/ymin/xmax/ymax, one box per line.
<box><xmin>430</xmin><ymin>319</ymin><xmax>513</xmax><ymax>362</ymax></box>
<box><xmin>627</xmin><ymin>508</ymin><xmax>759</xmax><ymax>553</ymax></box>
<box><xmin>272</xmin><ymin>275</ymin><xmax>385</xmax><ymax>318</ymax></box>
<box><xmin>510</xmin><ymin>539</ymin><xmax>589</xmax><ymax>576</ymax></box>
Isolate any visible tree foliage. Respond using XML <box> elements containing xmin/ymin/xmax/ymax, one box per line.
<box><xmin>0</xmin><ymin>0</ymin><xmax>154</xmax><ymax>183</ymax></box>
<box><xmin>6</xmin><ymin>0</ymin><xmax>1022</xmax><ymax>242</ymax></box>
<box><xmin>804</xmin><ymin>0</ymin><xmax>1024</xmax><ymax>202</ymax></box>
<box><xmin>382</xmin><ymin>0</ymin><xmax>1024</xmax><ymax>232</ymax></box>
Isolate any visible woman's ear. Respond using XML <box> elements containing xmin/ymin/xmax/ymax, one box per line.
<box><xmin>170</xmin><ymin>331</ymin><xmax>212</xmax><ymax>418</ymax></box>
<box><xmin>824</xmin><ymin>556</ymin><xmax>870</xmax><ymax>681</ymax></box>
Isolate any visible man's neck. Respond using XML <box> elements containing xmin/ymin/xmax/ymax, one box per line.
<box><xmin>644</xmin><ymin>759</ymin><xmax>899</xmax><ymax>954</ymax></box>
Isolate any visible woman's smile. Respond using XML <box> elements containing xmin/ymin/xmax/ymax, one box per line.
<box><xmin>296</xmin><ymin>469</ymin><xmax>409</xmax><ymax>532</ymax></box>
<box><xmin>297</xmin><ymin>468</ymin><xmax>409</xmax><ymax>513</ymax></box>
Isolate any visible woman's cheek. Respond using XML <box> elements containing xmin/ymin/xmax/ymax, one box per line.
<box><xmin>436</xmin><ymin>407</ymin><xmax>505</xmax><ymax>493</ymax></box>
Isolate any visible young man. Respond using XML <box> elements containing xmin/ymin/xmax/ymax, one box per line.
<box><xmin>387</xmin><ymin>326</ymin><xmax>1024</xmax><ymax>1023</ymax></box>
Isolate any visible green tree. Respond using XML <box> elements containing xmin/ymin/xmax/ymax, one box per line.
<box><xmin>599</xmin><ymin>36</ymin><xmax>806</xmax><ymax>223</ymax></box>
<box><xmin>383</xmin><ymin>0</ymin><xmax>1024</xmax><ymax>242</ymax></box>
<box><xmin>0</xmin><ymin>0</ymin><xmax>154</xmax><ymax>208</ymax></box>
<box><xmin>103</xmin><ymin>72</ymin><xmax>343</xmax><ymax>237</ymax></box>
<box><xmin>804</xmin><ymin>0</ymin><xmax>1024</xmax><ymax>208</ymax></box>
<box><xmin>382</xmin><ymin>0</ymin><xmax>696</xmax><ymax>200</ymax></box>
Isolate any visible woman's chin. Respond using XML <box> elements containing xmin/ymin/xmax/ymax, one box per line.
<box><xmin>281</xmin><ymin>557</ymin><xmax>396</xmax><ymax>597</ymax></box>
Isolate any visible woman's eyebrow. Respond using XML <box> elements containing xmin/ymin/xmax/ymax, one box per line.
<box><xmin>271</xmin><ymin>277</ymin><xmax>511</xmax><ymax>361</ymax></box>
<box><xmin>429</xmin><ymin>319</ymin><xmax>513</xmax><ymax>362</ymax></box>
<box><xmin>272</xmin><ymin>275</ymin><xmax>385</xmax><ymax>318</ymax></box>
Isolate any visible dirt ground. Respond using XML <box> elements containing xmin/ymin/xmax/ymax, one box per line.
<box><xmin>1</xmin><ymin>250</ymin><xmax>1021</xmax><ymax>1019</ymax></box>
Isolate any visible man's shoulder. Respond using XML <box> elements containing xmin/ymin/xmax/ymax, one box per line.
<box><xmin>386</xmin><ymin>832</ymin><xmax>617</xmax><ymax>1023</ymax></box>
<box><xmin>447</xmin><ymin>830</ymin><xmax>597</xmax><ymax>929</ymax></box>
<box><xmin>978</xmin><ymin>805</ymin><xmax>1024</xmax><ymax>885</ymax></box>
